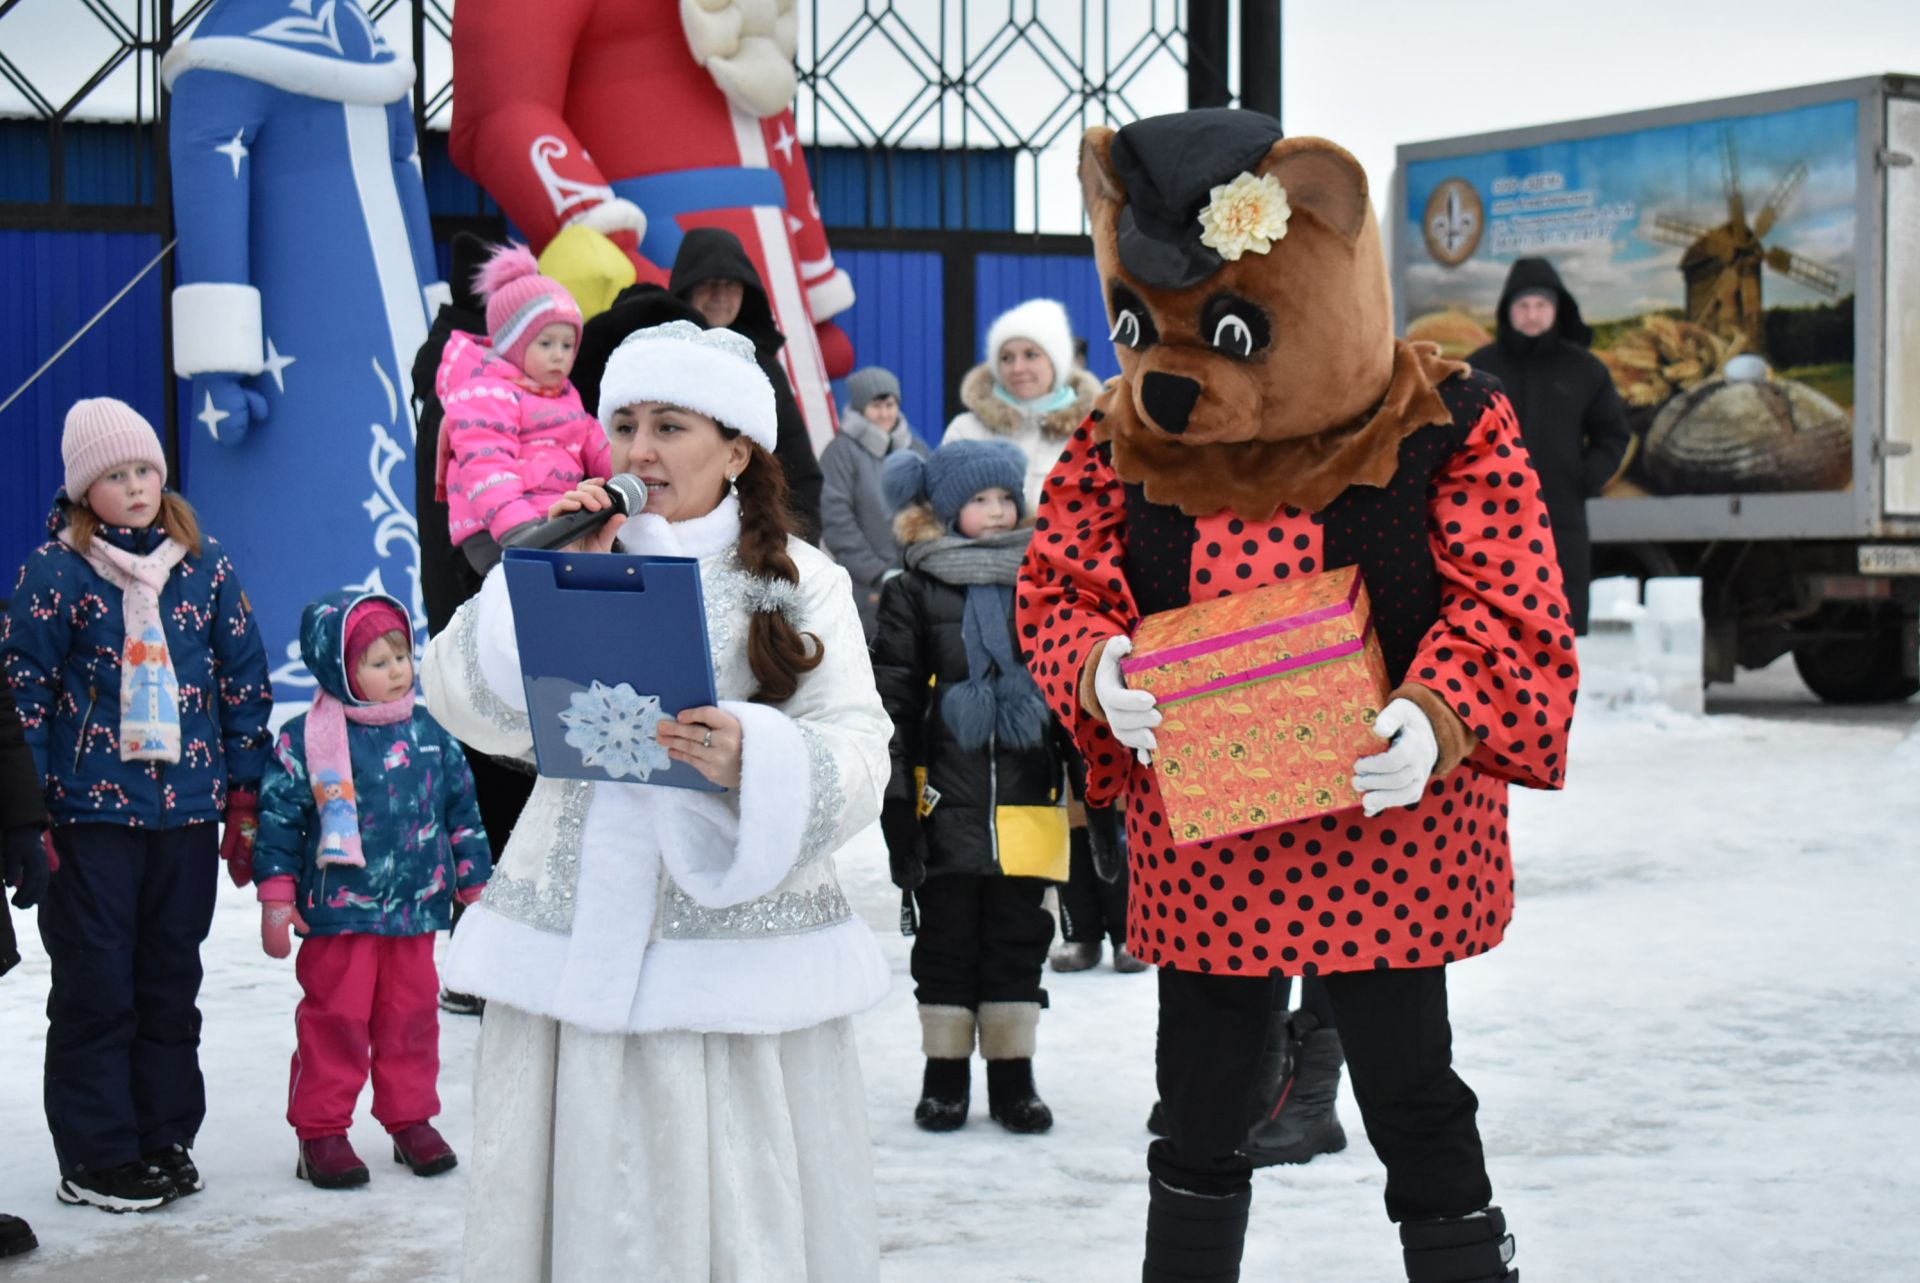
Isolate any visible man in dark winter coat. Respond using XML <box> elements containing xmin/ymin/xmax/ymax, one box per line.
<box><xmin>1468</xmin><ymin>257</ymin><xmax>1632</xmax><ymax>633</ymax></box>
<box><xmin>408</xmin><ymin>232</ymin><xmax>533</xmax><ymax>1016</ymax></box>
<box><xmin>2</xmin><ymin>673</ymin><xmax>50</xmax><ymax>1256</ymax></box>
<box><xmin>668</xmin><ymin>228</ymin><xmax>825</xmax><ymax>538</ymax></box>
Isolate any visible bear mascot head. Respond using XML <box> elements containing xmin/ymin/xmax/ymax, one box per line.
<box><xmin>1079</xmin><ymin>108</ymin><xmax>1465</xmax><ymax>518</ymax></box>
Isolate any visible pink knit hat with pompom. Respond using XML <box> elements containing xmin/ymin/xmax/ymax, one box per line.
<box><xmin>474</xmin><ymin>243</ymin><xmax>584</xmax><ymax>374</ymax></box>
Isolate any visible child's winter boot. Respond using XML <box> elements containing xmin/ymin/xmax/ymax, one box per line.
<box><xmin>1141</xmin><ymin>1176</ymin><xmax>1251</xmax><ymax>1282</ymax></box>
<box><xmin>144</xmin><ymin>1143</ymin><xmax>203</xmax><ymax>1197</ymax></box>
<box><xmin>296</xmin><ymin>1134</ymin><xmax>370</xmax><ymax>1189</ymax></box>
<box><xmin>979</xmin><ymin>1000</ymin><xmax>1052</xmax><ymax>1134</ymax></box>
<box><xmin>55</xmin><ymin>1160</ymin><xmax>176</xmax><ymax>1213</ymax></box>
<box><xmin>914</xmin><ymin>1004</ymin><xmax>973</xmax><ymax>1131</ymax></box>
<box><xmin>392</xmin><ymin>1123</ymin><xmax>458</xmax><ymax>1176</ymax></box>
<box><xmin>0</xmin><ymin>1214</ymin><xmax>36</xmax><ymax>1256</ymax></box>
<box><xmin>1242</xmin><ymin>1010</ymin><xmax>1347</xmax><ymax>1166</ymax></box>
<box><xmin>1400</xmin><ymin>1206</ymin><xmax>1518</xmax><ymax>1282</ymax></box>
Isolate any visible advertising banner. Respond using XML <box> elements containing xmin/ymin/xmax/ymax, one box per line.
<box><xmin>1401</xmin><ymin>99</ymin><xmax>1858</xmax><ymax>498</ymax></box>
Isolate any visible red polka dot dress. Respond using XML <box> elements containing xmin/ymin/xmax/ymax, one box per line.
<box><xmin>1016</xmin><ymin>378</ymin><xmax>1577</xmax><ymax>976</ymax></box>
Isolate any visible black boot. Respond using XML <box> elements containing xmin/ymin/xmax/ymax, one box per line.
<box><xmin>985</xmin><ymin>1059</ymin><xmax>1053</xmax><ymax>1133</ymax></box>
<box><xmin>915</xmin><ymin>1058</ymin><xmax>971</xmax><ymax>1132</ymax></box>
<box><xmin>915</xmin><ymin>1004</ymin><xmax>975</xmax><ymax>1131</ymax></box>
<box><xmin>0</xmin><ymin>1214</ymin><xmax>36</xmax><ymax>1258</ymax></box>
<box><xmin>1400</xmin><ymin>1206</ymin><xmax>1517</xmax><ymax>1282</ymax></box>
<box><xmin>1242</xmin><ymin>1011</ymin><xmax>1347</xmax><ymax>1166</ymax></box>
<box><xmin>1142</xmin><ymin>1176</ymin><xmax>1251</xmax><ymax>1282</ymax></box>
<box><xmin>980</xmin><ymin>1001</ymin><xmax>1052</xmax><ymax>1134</ymax></box>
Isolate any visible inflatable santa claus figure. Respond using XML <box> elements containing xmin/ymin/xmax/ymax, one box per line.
<box><xmin>450</xmin><ymin>0</ymin><xmax>855</xmax><ymax>451</ymax></box>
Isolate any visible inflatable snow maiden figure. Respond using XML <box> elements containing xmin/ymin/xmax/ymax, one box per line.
<box><xmin>1017</xmin><ymin>108</ymin><xmax>1582</xmax><ymax>1282</ymax></box>
<box><xmin>422</xmin><ymin>322</ymin><xmax>889</xmax><ymax>1280</ymax></box>
<box><xmin>449</xmin><ymin>0</ymin><xmax>856</xmax><ymax>449</ymax></box>
<box><xmin>163</xmin><ymin>0</ymin><xmax>445</xmax><ymax>701</ymax></box>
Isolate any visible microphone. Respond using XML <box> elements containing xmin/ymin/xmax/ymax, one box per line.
<box><xmin>503</xmin><ymin>473</ymin><xmax>648</xmax><ymax>553</ymax></box>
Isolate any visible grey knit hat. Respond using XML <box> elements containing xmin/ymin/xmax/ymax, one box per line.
<box><xmin>883</xmin><ymin>438</ymin><xmax>1027</xmax><ymax>530</ymax></box>
<box><xmin>845</xmin><ymin>366</ymin><xmax>901</xmax><ymax>413</ymax></box>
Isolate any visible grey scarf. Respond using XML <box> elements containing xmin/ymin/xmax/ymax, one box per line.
<box><xmin>839</xmin><ymin>410</ymin><xmax>916</xmax><ymax>459</ymax></box>
<box><xmin>903</xmin><ymin>530</ymin><xmax>1049</xmax><ymax>750</ymax></box>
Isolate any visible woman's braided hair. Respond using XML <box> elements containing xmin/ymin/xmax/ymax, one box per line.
<box><xmin>726</xmin><ymin>437</ymin><xmax>823</xmax><ymax>703</ymax></box>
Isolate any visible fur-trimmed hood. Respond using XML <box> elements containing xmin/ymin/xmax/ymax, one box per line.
<box><xmin>891</xmin><ymin>501</ymin><xmax>1036</xmax><ymax>548</ymax></box>
<box><xmin>957</xmin><ymin>363</ymin><xmax>1103</xmax><ymax>443</ymax></box>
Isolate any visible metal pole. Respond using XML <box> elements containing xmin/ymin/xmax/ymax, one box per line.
<box><xmin>1186</xmin><ymin>0</ymin><xmax>1231</xmax><ymax>110</ymax></box>
<box><xmin>157</xmin><ymin>0</ymin><xmax>180</xmax><ymax>477</ymax></box>
<box><xmin>1239</xmin><ymin>0</ymin><xmax>1281</xmax><ymax>123</ymax></box>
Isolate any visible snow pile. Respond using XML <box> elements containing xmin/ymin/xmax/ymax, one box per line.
<box><xmin>2</xmin><ymin>702</ymin><xmax>1917</xmax><ymax>1281</ymax></box>
<box><xmin>1582</xmin><ymin>576</ymin><xmax>1705</xmax><ymax>716</ymax></box>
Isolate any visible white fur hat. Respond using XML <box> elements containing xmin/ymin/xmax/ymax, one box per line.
<box><xmin>595</xmin><ymin>321</ymin><xmax>777</xmax><ymax>451</ymax></box>
<box><xmin>984</xmin><ymin>298</ymin><xmax>1075</xmax><ymax>396</ymax></box>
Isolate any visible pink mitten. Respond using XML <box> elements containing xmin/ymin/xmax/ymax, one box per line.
<box><xmin>456</xmin><ymin>883</ymin><xmax>487</xmax><ymax>906</ymax></box>
<box><xmin>259</xmin><ymin>877</ymin><xmax>308</xmax><ymax>959</ymax></box>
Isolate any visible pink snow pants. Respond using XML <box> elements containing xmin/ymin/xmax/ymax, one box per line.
<box><xmin>288</xmin><ymin>934</ymin><xmax>440</xmax><ymax>1140</ymax></box>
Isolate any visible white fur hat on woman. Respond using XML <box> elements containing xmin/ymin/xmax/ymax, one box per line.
<box><xmin>595</xmin><ymin>320</ymin><xmax>777</xmax><ymax>451</ymax></box>
<box><xmin>984</xmin><ymin>298</ymin><xmax>1075</xmax><ymax>396</ymax></box>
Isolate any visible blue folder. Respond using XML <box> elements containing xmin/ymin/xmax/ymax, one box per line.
<box><xmin>501</xmin><ymin>547</ymin><xmax>724</xmax><ymax>792</ymax></box>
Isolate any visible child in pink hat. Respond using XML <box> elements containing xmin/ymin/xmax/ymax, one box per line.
<box><xmin>434</xmin><ymin>244</ymin><xmax>611</xmax><ymax>572</ymax></box>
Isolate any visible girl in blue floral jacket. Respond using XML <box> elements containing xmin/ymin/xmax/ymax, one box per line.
<box><xmin>253</xmin><ymin>589</ymin><xmax>491</xmax><ymax>1190</ymax></box>
<box><xmin>0</xmin><ymin>398</ymin><xmax>272</xmax><ymax>1213</ymax></box>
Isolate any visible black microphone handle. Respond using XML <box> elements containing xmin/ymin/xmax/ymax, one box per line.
<box><xmin>504</xmin><ymin>474</ymin><xmax>648</xmax><ymax>553</ymax></box>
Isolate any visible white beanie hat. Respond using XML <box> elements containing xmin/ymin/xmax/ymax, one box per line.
<box><xmin>985</xmin><ymin>298</ymin><xmax>1075</xmax><ymax>397</ymax></box>
<box><xmin>595</xmin><ymin>321</ymin><xmax>778</xmax><ymax>451</ymax></box>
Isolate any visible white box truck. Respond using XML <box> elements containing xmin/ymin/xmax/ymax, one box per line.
<box><xmin>1393</xmin><ymin>74</ymin><xmax>1920</xmax><ymax>701</ymax></box>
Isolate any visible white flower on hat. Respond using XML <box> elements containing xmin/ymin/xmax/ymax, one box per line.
<box><xmin>1197</xmin><ymin>171</ymin><xmax>1291</xmax><ymax>262</ymax></box>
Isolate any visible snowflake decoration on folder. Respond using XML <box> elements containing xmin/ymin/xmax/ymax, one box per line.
<box><xmin>558</xmin><ymin>681</ymin><xmax>672</xmax><ymax>781</ymax></box>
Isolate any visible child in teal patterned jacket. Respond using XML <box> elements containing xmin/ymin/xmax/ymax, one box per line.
<box><xmin>253</xmin><ymin>590</ymin><xmax>491</xmax><ymax>1189</ymax></box>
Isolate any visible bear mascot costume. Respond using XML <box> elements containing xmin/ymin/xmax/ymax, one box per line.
<box><xmin>1017</xmin><ymin>108</ymin><xmax>1579</xmax><ymax>1282</ymax></box>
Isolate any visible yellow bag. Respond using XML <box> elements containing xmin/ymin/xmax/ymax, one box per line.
<box><xmin>995</xmin><ymin>804</ymin><xmax>1070</xmax><ymax>882</ymax></box>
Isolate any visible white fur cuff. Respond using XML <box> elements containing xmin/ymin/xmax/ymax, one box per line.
<box><xmin>572</xmin><ymin>197</ymin><xmax>648</xmax><ymax>239</ymax></box>
<box><xmin>805</xmin><ymin>267</ymin><xmax>855</xmax><ymax>322</ymax></box>
<box><xmin>171</xmin><ymin>283</ymin><xmax>265</xmax><ymax>377</ymax></box>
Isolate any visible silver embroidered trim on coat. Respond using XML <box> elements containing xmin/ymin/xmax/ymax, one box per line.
<box><xmin>482</xmin><ymin>778</ymin><xmax>592</xmax><ymax>934</ymax></box>
<box><xmin>794</xmin><ymin>722</ymin><xmax>844</xmax><ymax>867</ymax></box>
<box><xmin>456</xmin><ymin>599</ymin><xmax>532</xmax><ymax>740</ymax></box>
<box><xmin>658</xmin><ymin>880</ymin><xmax>852</xmax><ymax>940</ymax></box>
<box><xmin>700</xmin><ymin>555</ymin><xmax>750</xmax><ymax>661</ymax></box>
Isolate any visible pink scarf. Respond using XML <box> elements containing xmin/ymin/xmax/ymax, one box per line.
<box><xmin>304</xmin><ymin>690</ymin><xmax>415</xmax><ymax>868</ymax></box>
<box><xmin>59</xmin><ymin>528</ymin><xmax>188</xmax><ymax>763</ymax></box>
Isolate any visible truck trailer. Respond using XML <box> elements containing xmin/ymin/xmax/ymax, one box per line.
<box><xmin>1393</xmin><ymin>74</ymin><xmax>1920</xmax><ymax>702</ymax></box>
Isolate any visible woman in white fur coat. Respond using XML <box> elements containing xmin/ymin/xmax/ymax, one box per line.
<box><xmin>942</xmin><ymin>298</ymin><xmax>1103</xmax><ymax>512</ymax></box>
<box><xmin>421</xmin><ymin>321</ymin><xmax>892</xmax><ymax>1282</ymax></box>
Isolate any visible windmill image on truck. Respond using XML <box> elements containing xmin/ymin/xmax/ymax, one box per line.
<box><xmin>1396</xmin><ymin>75</ymin><xmax>1920</xmax><ymax>703</ymax></box>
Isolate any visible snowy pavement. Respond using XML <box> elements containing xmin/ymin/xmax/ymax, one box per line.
<box><xmin>2</xmin><ymin>681</ymin><xmax>1917</xmax><ymax>1281</ymax></box>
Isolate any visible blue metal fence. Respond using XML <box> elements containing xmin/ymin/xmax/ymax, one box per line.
<box><xmin>0</xmin><ymin>230</ymin><xmax>169</xmax><ymax>584</ymax></box>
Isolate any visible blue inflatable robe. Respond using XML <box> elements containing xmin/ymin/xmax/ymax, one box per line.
<box><xmin>162</xmin><ymin>0</ymin><xmax>447</xmax><ymax>700</ymax></box>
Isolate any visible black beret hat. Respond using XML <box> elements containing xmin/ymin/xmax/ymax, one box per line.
<box><xmin>1109</xmin><ymin>108</ymin><xmax>1286</xmax><ymax>290</ymax></box>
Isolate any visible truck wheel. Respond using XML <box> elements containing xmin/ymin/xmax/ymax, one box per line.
<box><xmin>1791</xmin><ymin>606</ymin><xmax>1920</xmax><ymax>704</ymax></box>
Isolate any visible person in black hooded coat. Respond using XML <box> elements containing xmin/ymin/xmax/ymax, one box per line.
<box><xmin>668</xmin><ymin>228</ymin><xmax>825</xmax><ymax>538</ymax></box>
<box><xmin>1468</xmin><ymin>257</ymin><xmax>1631</xmax><ymax>633</ymax></box>
<box><xmin>2</xmin><ymin>672</ymin><xmax>50</xmax><ymax>1255</ymax></box>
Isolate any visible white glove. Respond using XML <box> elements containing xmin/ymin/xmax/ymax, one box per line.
<box><xmin>1353</xmin><ymin>698</ymin><xmax>1439</xmax><ymax>817</ymax></box>
<box><xmin>1093</xmin><ymin>635</ymin><xmax>1161</xmax><ymax>766</ymax></box>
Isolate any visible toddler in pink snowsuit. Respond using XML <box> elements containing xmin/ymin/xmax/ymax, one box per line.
<box><xmin>435</xmin><ymin>243</ymin><xmax>610</xmax><ymax>572</ymax></box>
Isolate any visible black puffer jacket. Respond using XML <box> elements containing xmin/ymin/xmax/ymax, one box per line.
<box><xmin>1</xmin><ymin>674</ymin><xmax>49</xmax><ymax>975</ymax></box>
<box><xmin>411</xmin><ymin>231</ymin><xmax>492</xmax><ymax>636</ymax></box>
<box><xmin>1468</xmin><ymin>257</ymin><xmax>1631</xmax><ymax>634</ymax></box>
<box><xmin>871</xmin><ymin>508</ymin><xmax>1068</xmax><ymax>879</ymax></box>
<box><xmin>667</xmin><ymin>229</ymin><xmax>825</xmax><ymax>539</ymax></box>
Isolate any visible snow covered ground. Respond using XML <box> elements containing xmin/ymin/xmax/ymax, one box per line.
<box><xmin>3</xmin><ymin>669</ymin><xmax>1917</xmax><ymax>1281</ymax></box>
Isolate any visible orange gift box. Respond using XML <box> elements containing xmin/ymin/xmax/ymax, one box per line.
<box><xmin>1120</xmin><ymin>565</ymin><xmax>1392</xmax><ymax>847</ymax></box>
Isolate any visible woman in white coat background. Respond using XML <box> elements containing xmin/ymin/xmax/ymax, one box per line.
<box><xmin>942</xmin><ymin>298</ymin><xmax>1102</xmax><ymax>512</ymax></box>
<box><xmin>422</xmin><ymin>321</ymin><xmax>892</xmax><ymax>1282</ymax></box>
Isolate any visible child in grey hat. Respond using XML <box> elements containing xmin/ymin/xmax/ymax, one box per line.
<box><xmin>819</xmin><ymin>366</ymin><xmax>927</xmax><ymax>638</ymax></box>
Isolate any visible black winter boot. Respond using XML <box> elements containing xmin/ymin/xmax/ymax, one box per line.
<box><xmin>1142</xmin><ymin>1176</ymin><xmax>1251</xmax><ymax>1282</ymax></box>
<box><xmin>915</xmin><ymin>1005</ymin><xmax>975</xmax><ymax>1131</ymax></box>
<box><xmin>980</xmin><ymin>1001</ymin><xmax>1053</xmax><ymax>1134</ymax></box>
<box><xmin>0</xmin><ymin>1213</ymin><xmax>36</xmax><ymax>1257</ymax></box>
<box><xmin>1242</xmin><ymin>1011</ymin><xmax>1347</xmax><ymax>1166</ymax></box>
<box><xmin>1400</xmin><ymin>1206</ymin><xmax>1518</xmax><ymax>1282</ymax></box>
<box><xmin>985</xmin><ymin>1059</ymin><xmax>1053</xmax><ymax>1133</ymax></box>
<box><xmin>915</xmin><ymin>1059</ymin><xmax>971</xmax><ymax>1132</ymax></box>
